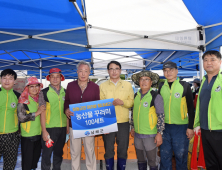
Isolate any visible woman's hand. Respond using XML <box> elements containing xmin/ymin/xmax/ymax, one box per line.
<box><xmin>36</xmin><ymin>105</ymin><xmax>46</xmax><ymax>116</ymax></box>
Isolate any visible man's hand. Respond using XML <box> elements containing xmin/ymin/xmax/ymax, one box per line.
<box><xmin>186</xmin><ymin>128</ymin><xmax>194</xmax><ymax>140</ymax></box>
<box><xmin>130</xmin><ymin>128</ymin><xmax>135</xmax><ymax>137</ymax></box>
<box><xmin>154</xmin><ymin>133</ymin><xmax>163</xmax><ymax>147</ymax></box>
<box><xmin>65</xmin><ymin>108</ymin><xmax>74</xmax><ymax>119</ymax></box>
<box><xmin>113</xmin><ymin>98</ymin><xmax>124</xmax><ymax>106</ymax></box>
<box><xmin>42</xmin><ymin>130</ymin><xmax>49</xmax><ymax>142</ymax></box>
<box><xmin>194</xmin><ymin>126</ymin><xmax>200</xmax><ymax>135</ymax></box>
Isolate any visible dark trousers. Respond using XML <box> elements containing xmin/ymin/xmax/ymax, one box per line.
<box><xmin>0</xmin><ymin>131</ymin><xmax>20</xmax><ymax>170</ymax></box>
<box><xmin>102</xmin><ymin>122</ymin><xmax>129</xmax><ymax>159</ymax></box>
<box><xmin>21</xmin><ymin>136</ymin><xmax>41</xmax><ymax>170</ymax></box>
<box><xmin>201</xmin><ymin>129</ymin><xmax>222</xmax><ymax>170</ymax></box>
<box><xmin>160</xmin><ymin>124</ymin><xmax>189</xmax><ymax>170</ymax></box>
<box><xmin>41</xmin><ymin>127</ymin><xmax>66</xmax><ymax>170</ymax></box>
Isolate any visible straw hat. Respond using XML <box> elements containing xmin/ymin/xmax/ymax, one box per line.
<box><xmin>131</xmin><ymin>70</ymin><xmax>159</xmax><ymax>86</ymax></box>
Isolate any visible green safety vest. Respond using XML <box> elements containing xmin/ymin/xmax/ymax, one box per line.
<box><xmin>42</xmin><ymin>86</ymin><xmax>67</xmax><ymax>128</ymax></box>
<box><xmin>20</xmin><ymin>96</ymin><xmax>41</xmax><ymax>137</ymax></box>
<box><xmin>194</xmin><ymin>71</ymin><xmax>222</xmax><ymax>130</ymax></box>
<box><xmin>133</xmin><ymin>89</ymin><xmax>158</xmax><ymax>135</ymax></box>
<box><xmin>160</xmin><ymin>78</ymin><xmax>188</xmax><ymax>125</ymax></box>
<box><xmin>0</xmin><ymin>87</ymin><xmax>20</xmax><ymax>134</ymax></box>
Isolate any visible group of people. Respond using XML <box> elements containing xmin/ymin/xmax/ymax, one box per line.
<box><xmin>0</xmin><ymin>50</ymin><xmax>221</xmax><ymax>170</ymax></box>
<box><xmin>0</xmin><ymin>67</ymin><xmax>68</xmax><ymax>170</ymax></box>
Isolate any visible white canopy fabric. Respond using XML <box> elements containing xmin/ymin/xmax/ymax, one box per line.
<box><xmin>86</xmin><ymin>0</ymin><xmax>204</xmax><ymax>52</ymax></box>
<box><xmin>92</xmin><ymin>52</ymin><xmax>143</xmax><ymax>77</ymax></box>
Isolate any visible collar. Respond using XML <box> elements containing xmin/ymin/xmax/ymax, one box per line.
<box><xmin>1</xmin><ymin>87</ymin><xmax>13</xmax><ymax>93</ymax></box>
<box><xmin>109</xmin><ymin>78</ymin><xmax>122</xmax><ymax>85</ymax></box>
<box><xmin>78</xmin><ymin>79</ymin><xmax>90</xmax><ymax>84</ymax></box>
<box><xmin>139</xmin><ymin>89</ymin><xmax>150</xmax><ymax>95</ymax></box>
<box><xmin>49</xmin><ymin>84</ymin><xmax>61</xmax><ymax>92</ymax></box>
<box><xmin>205</xmin><ymin>73</ymin><xmax>218</xmax><ymax>79</ymax></box>
<box><xmin>164</xmin><ymin>77</ymin><xmax>179</xmax><ymax>86</ymax></box>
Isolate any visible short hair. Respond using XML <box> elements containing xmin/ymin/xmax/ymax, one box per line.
<box><xmin>196</xmin><ymin>83</ymin><xmax>200</xmax><ymax>87</ymax></box>
<box><xmin>77</xmin><ymin>61</ymin><xmax>91</xmax><ymax>71</ymax></box>
<box><xmin>1</xmin><ymin>69</ymin><xmax>17</xmax><ymax>80</ymax></box>
<box><xmin>202</xmin><ymin>50</ymin><xmax>222</xmax><ymax>60</ymax></box>
<box><xmin>107</xmin><ymin>61</ymin><xmax>122</xmax><ymax>70</ymax></box>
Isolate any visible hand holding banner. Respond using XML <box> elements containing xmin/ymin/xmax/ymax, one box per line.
<box><xmin>69</xmin><ymin>98</ymin><xmax>118</xmax><ymax>139</ymax></box>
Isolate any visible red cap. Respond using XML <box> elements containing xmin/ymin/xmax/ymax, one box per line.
<box><xmin>46</xmin><ymin>68</ymin><xmax>65</xmax><ymax>81</ymax></box>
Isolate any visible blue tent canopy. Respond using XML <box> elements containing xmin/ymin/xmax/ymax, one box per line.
<box><xmin>0</xmin><ymin>0</ymin><xmax>221</xmax><ymax>79</ymax></box>
<box><xmin>0</xmin><ymin>0</ymin><xmax>88</xmax><ymax>51</ymax></box>
<box><xmin>183</xmin><ymin>0</ymin><xmax>222</xmax><ymax>51</ymax></box>
<box><xmin>136</xmin><ymin>51</ymin><xmax>199</xmax><ymax>70</ymax></box>
<box><xmin>0</xmin><ymin>51</ymin><xmax>91</xmax><ymax>69</ymax></box>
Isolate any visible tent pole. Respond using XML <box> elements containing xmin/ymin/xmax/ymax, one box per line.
<box><xmin>40</xmin><ymin>60</ymin><xmax>42</xmax><ymax>83</ymax></box>
<box><xmin>199</xmin><ymin>51</ymin><xmax>204</xmax><ymax>80</ymax></box>
<box><xmin>145</xmin><ymin>52</ymin><xmax>162</xmax><ymax>68</ymax></box>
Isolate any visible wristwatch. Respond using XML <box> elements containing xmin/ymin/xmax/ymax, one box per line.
<box><xmin>158</xmin><ymin>131</ymin><xmax>163</xmax><ymax>135</ymax></box>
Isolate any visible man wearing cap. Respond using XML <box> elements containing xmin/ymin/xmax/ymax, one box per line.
<box><xmin>64</xmin><ymin>61</ymin><xmax>99</xmax><ymax>170</ymax></box>
<box><xmin>194</xmin><ymin>50</ymin><xmax>222</xmax><ymax>169</ymax></box>
<box><xmin>158</xmin><ymin>61</ymin><xmax>194</xmax><ymax>170</ymax></box>
<box><xmin>130</xmin><ymin>70</ymin><xmax>164</xmax><ymax>170</ymax></box>
<box><xmin>39</xmin><ymin>68</ymin><xmax>68</xmax><ymax>170</ymax></box>
<box><xmin>0</xmin><ymin>69</ymin><xmax>20</xmax><ymax>170</ymax></box>
<box><xmin>100</xmin><ymin>61</ymin><xmax>134</xmax><ymax>170</ymax></box>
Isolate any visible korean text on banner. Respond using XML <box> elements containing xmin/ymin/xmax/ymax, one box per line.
<box><xmin>69</xmin><ymin>98</ymin><xmax>118</xmax><ymax>139</ymax></box>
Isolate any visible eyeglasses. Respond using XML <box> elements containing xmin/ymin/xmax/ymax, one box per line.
<box><xmin>109</xmin><ymin>68</ymin><xmax>120</xmax><ymax>72</ymax></box>
<box><xmin>139</xmin><ymin>78</ymin><xmax>151</xmax><ymax>82</ymax></box>
<box><xmin>28</xmin><ymin>85</ymin><xmax>40</xmax><ymax>89</ymax></box>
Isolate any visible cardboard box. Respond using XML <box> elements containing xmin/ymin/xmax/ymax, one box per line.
<box><xmin>128</xmin><ymin>146</ymin><xmax>136</xmax><ymax>152</ymax></box>
<box><xmin>129</xmin><ymin>133</ymin><xmax>134</xmax><ymax>139</ymax></box>
<box><xmin>94</xmin><ymin>136</ymin><xmax>98</xmax><ymax>146</ymax></box>
<box><xmin>63</xmin><ymin>143</ymin><xmax>68</xmax><ymax>159</ymax></box>
<box><xmin>97</xmin><ymin>135</ymin><xmax>104</xmax><ymax>146</ymax></box>
<box><xmin>97</xmin><ymin>146</ymin><xmax>105</xmax><ymax>160</ymax></box>
<box><xmin>114</xmin><ymin>147</ymin><xmax>117</xmax><ymax>160</ymax></box>
<box><xmin>127</xmin><ymin>146</ymin><xmax>137</xmax><ymax>159</ymax></box>
<box><xmin>81</xmin><ymin>152</ymin><xmax>85</xmax><ymax>160</ymax></box>
<box><xmin>129</xmin><ymin>138</ymin><xmax>135</xmax><ymax>146</ymax></box>
<box><xmin>67</xmin><ymin>140</ymin><xmax>71</xmax><ymax>160</ymax></box>
<box><xmin>81</xmin><ymin>145</ymin><xmax>84</xmax><ymax>152</ymax></box>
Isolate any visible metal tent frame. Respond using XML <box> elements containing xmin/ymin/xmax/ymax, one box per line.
<box><xmin>1</xmin><ymin>0</ymin><xmax>222</xmax><ymax>80</ymax></box>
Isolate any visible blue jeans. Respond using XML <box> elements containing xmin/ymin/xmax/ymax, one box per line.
<box><xmin>160</xmin><ymin>124</ymin><xmax>189</xmax><ymax>170</ymax></box>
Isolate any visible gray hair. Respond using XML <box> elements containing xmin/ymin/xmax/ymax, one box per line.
<box><xmin>77</xmin><ymin>61</ymin><xmax>91</xmax><ymax>71</ymax></box>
